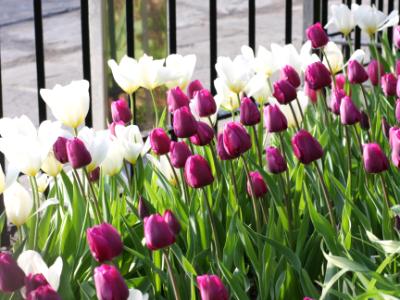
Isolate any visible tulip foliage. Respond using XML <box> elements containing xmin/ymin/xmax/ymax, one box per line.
<box><xmin>3</xmin><ymin>4</ymin><xmax>400</xmax><ymax>300</ymax></box>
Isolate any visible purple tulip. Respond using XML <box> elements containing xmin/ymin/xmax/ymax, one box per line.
<box><xmin>194</xmin><ymin>89</ymin><xmax>217</xmax><ymax>117</ymax></box>
<box><xmin>167</xmin><ymin>86</ymin><xmax>190</xmax><ymax>112</ymax></box>
<box><xmin>26</xmin><ymin>285</ymin><xmax>61</xmax><ymax>300</ymax></box>
<box><xmin>138</xmin><ymin>196</ymin><xmax>150</xmax><ymax>220</ymax></box>
<box><xmin>94</xmin><ymin>264</ymin><xmax>129</xmax><ymax>300</ymax></box>
<box><xmin>0</xmin><ymin>252</ymin><xmax>25</xmax><ymax>292</ymax></box>
<box><xmin>89</xmin><ymin>167</ymin><xmax>100</xmax><ymax>182</ymax></box>
<box><xmin>360</xmin><ymin>111</ymin><xmax>370</xmax><ymax>130</ymax></box>
<box><xmin>390</xmin><ymin>127</ymin><xmax>400</xmax><ymax>168</ymax></box>
<box><xmin>150</xmin><ymin>128</ymin><xmax>171</xmax><ymax>155</ymax></box>
<box><xmin>381</xmin><ymin>73</ymin><xmax>397</xmax><ymax>97</ymax></box>
<box><xmin>144</xmin><ymin>214</ymin><xmax>176</xmax><ymax>250</ymax></box>
<box><xmin>222</xmin><ymin>122</ymin><xmax>251</xmax><ymax>158</ymax></box>
<box><xmin>306</xmin><ymin>22</ymin><xmax>329</xmax><ymax>48</ymax></box>
<box><xmin>163</xmin><ymin>210</ymin><xmax>181</xmax><ymax>235</ymax></box>
<box><xmin>395</xmin><ymin>215</ymin><xmax>400</xmax><ymax>231</ymax></box>
<box><xmin>382</xmin><ymin>117</ymin><xmax>391</xmax><ymax>139</ymax></box>
<box><xmin>25</xmin><ymin>274</ymin><xmax>49</xmax><ymax>295</ymax></box>
<box><xmin>111</xmin><ymin>99</ymin><xmax>132</xmax><ymax>124</ymax></box>
<box><xmin>340</xmin><ymin>96</ymin><xmax>361</xmax><ymax>125</ymax></box>
<box><xmin>281</xmin><ymin>65</ymin><xmax>301</xmax><ymax>88</ymax></box>
<box><xmin>396</xmin><ymin>100</ymin><xmax>400</xmax><ymax>123</ymax></box>
<box><xmin>266</xmin><ymin>146</ymin><xmax>287</xmax><ymax>174</ymax></box>
<box><xmin>197</xmin><ymin>274</ymin><xmax>229</xmax><ymax>300</ymax></box>
<box><xmin>240</xmin><ymin>97</ymin><xmax>260</xmax><ymax>126</ymax></box>
<box><xmin>184</xmin><ymin>155</ymin><xmax>214</xmax><ymax>188</ymax></box>
<box><xmin>247</xmin><ymin>171</ymin><xmax>268</xmax><ymax>198</ymax></box>
<box><xmin>305</xmin><ymin>62</ymin><xmax>332</xmax><ymax>90</ymax></box>
<box><xmin>304</xmin><ymin>82</ymin><xmax>318</xmax><ymax>103</ymax></box>
<box><xmin>53</xmin><ymin>137</ymin><xmax>69</xmax><ymax>164</ymax></box>
<box><xmin>190</xmin><ymin>121</ymin><xmax>214</xmax><ymax>146</ymax></box>
<box><xmin>330</xmin><ymin>89</ymin><xmax>347</xmax><ymax>115</ymax></box>
<box><xmin>367</xmin><ymin>60</ymin><xmax>384</xmax><ymax>86</ymax></box>
<box><xmin>264</xmin><ymin>104</ymin><xmax>288</xmax><ymax>133</ymax></box>
<box><xmin>363</xmin><ymin>143</ymin><xmax>389</xmax><ymax>173</ymax></box>
<box><xmin>170</xmin><ymin>141</ymin><xmax>192</xmax><ymax>168</ymax></box>
<box><xmin>187</xmin><ymin>79</ymin><xmax>204</xmax><ymax>99</ymax></box>
<box><xmin>86</xmin><ymin>223</ymin><xmax>123</xmax><ymax>262</ymax></box>
<box><xmin>291</xmin><ymin>130</ymin><xmax>323</xmax><ymax>164</ymax></box>
<box><xmin>273</xmin><ymin>80</ymin><xmax>297</xmax><ymax>104</ymax></box>
<box><xmin>396</xmin><ymin>60</ymin><xmax>400</xmax><ymax>76</ymax></box>
<box><xmin>173</xmin><ymin>106</ymin><xmax>198</xmax><ymax>138</ymax></box>
<box><xmin>397</xmin><ymin>77</ymin><xmax>400</xmax><ymax>98</ymax></box>
<box><xmin>216</xmin><ymin>133</ymin><xmax>233</xmax><ymax>161</ymax></box>
<box><xmin>335</xmin><ymin>74</ymin><xmax>346</xmax><ymax>91</ymax></box>
<box><xmin>348</xmin><ymin>60</ymin><xmax>368</xmax><ymax>84</ymax></box>
<box><xmin>394</xmin><ymin>26</ymin><xmax>400</xmax><ymax>49</ymax></box>
<box><xmin>66</xmin><ymin>138</ymin><xmax>92</xmax><ymax>169</ymax></box>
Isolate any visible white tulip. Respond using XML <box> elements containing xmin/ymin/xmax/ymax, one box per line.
<box><xmin>352</xmin><ymin>4</ymin><xmax>399</xmax><ymax>36</ymax></box>
<box><xmin>323</xmin><ymin>42</ymin><xmax>344</xmax><ymax>75</ymax></box>
<box><xmin>165</xmin><ymin>54</ymin><xmax>197</xmax><ymax>90</ymax></box>
<box><xmin>0</xmin><ymin>164</ymin><xmax>19</xmax><ymax>194</ymax></box>
<box><xmin>78</xmin><ymin>127</ymin><xmax>110</xmax><ymax>172</ymax></box>
<box><xmin>244</xmin><ymin>73</ymin><xmax>271</xmax><ymax>104</ymax></box>
<box><xmin>299</xmin><ymin>41</ymin><xmax>321</xmax><ymax>71</ymax></box>
<box><xmin>325</xmin><ymin>4</ymin><xmax>355</xmax><ymax>36</ymax></box>
<box><xmin>215</xmin><ymin>55</ymin><xmax>252</xmax><ymax>94</ymax></box>
<box><xmin>128</xmin><ymin>288</ymin><xmax>149</xmax><ymax>300</ymax></box>
<box><xmin>252</xmin><ymin>45</ymin><xmax>278</xmax><ymax>78</ymax></box>
<box><xmin>108</xmin><ymin>55</ymin><xmax>141</xmax><ymax>94</ymax></box>
<box><xmin>146</xmin><ymin>154</ymin><xmax>179</xmax><ymax>187</ymax></box>
<box><xmin>4</xmin><ymin>182</ymin><xmax>33</xmax><ymax>226</ymax></box>
<box><xmin>17</xmin><ymin>250</ymin><xmax>63</xmax><ymax>291</ymax></box>
<box><xmin>41</xmin><ymin>151</ymin><xmax>63</xmax><ymax>177</ymax></box>
<box><xmin>36</xmin><ymin>173</ymin><xmax>50</xmax><ymax>193</ymax></box>
<box><xmin>40</xmin><ymin>80</ymin><xmax>90</xmax><ymax>128</ymax></box>
<box><xmin>214</xmin><ymin>78</ymin><xmax>240</xmax><ymax>111</ymax></box>
<box><xmin>0</xmin><ymin>165</ymin><xmax>5</xmax><ymax>194</ymax></box>
<box><xmin>114</xmin><ymin>124</ymin><xmax>144</xmax><ymax>164</ymax></box>
<box><xmin>101</xmin><ymin>139</ymin><xmax>125</xmax><ymax>176</ymax></box>
<box><xmin>137</xmin><ymin>54</ymin><xmax>177</xmax><ymax>90</ymax></box>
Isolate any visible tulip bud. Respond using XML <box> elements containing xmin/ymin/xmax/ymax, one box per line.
<box><xmin>196</xmin><ymin>274</ymin><xmax>229</xmax><ymax>300</ymax></box>
<box><xmin>264</xmin><ymin>104</ymin><xmax>288</xmax><ymax>133</ymax></box>
<box><xmin>304</xmin><ymin>298</ymin><xmax>314</xmax><ymax>300</ymax></box>
<box><xmin>190</xmin><ymin>121</ymin><xmax>214</xmax><ymax>146</ymax></box>
<box><xmin>394</xmin><ymin>26</ymin><xmax>400</xmax><ymax>49</ymax></box>
<box><xmin>184</xmin><ymin>155</ymin><xmax>214</xmax><ymax>188</ymax></box>
<box><xmin>265</xmin><ymin>146</ymin><xmax>287</xmax><ymax>174</ymax></box>
<box><xmin>53</xmin><ymin>137</ymin><xmax>69</xmax><ymax>164</ymax></box>
<box><xmin>348</xmin><ymin>60</ymin><xmax>368</xmax><ymax>84</ymax></box>
<box><xmin>194</xmin><ymin>89</ymin><xmax>217</xmax><ymax>117</ymax></box>
<box><xmin>163</xmin><ymin>210</ymin><xmax>181</xmax><ymax>235</ymax></box>
<box><xmin>367</xmin><ymin>60</ymin><xmax>384</xmax><ymax>86</ymax></box>
<box><xmin>222</xmin><ymin>122</ymin><xmax>251</xmax><ymax>158</ymax></box>
<box><xmin>167</xmin><ymin>86</ymin><xmax>190</xmax><ymax>112</ymax></box>
<box><xmin>390</xmin><ymin>127</ymin><xmax>400</xmax><ymax>168</ymax></box>
<box><xmin>382</xmin><ymin>117</ymin><xmax>390</xmax><ymax>139</ymax></box>
<box><xmin>240</xmin><ymin>97</ymin><xmax>260</xmax><ymax>126</ymax></box>
<box><xmin>111</xmin><ymin>99</ymin><xmax>132</xmax><ymax>124</ymax></box>
<box><xmin>150</xmin><ymin>128</ymin><xmax>171</xmax><ymax>155</ymax></box>
<box><xmin>86</xmin><ymin>223</ymin><xmax>123</xmax><ymax>262</ymax></box>
<box><xmin>280</xmin><ymin>65</ymin><xmax>301</xmax><ymax>88</ymax></box>
<box><xmin>396</xmin><ymin>60</ymin><xmax>400</xmax><ymax>76</ymax></box>
<box><xmin>247</xmin><ymin>171</ymin><xmax>267</xmax><ymax>198</ymax></box>
<box><xmin>381</xmin><ymin>73</ymin><xmax>397</xmax><ymax>97</ymax></box>
<box><xmin>138</xmin><ymin>196</ymin><xmax>150</xmax><ymax>220</ymax></box>
<box><xmin>36</xmin><ymin>174</ymin><xmax>49</xmax><ymax>193</ymax></box>
<box><xmin>89</xmin><ymin>167</ymin><xmax>100</xmax><ymax>182</ymax></box>
<box><xmin>26</xmin><ymin>285</ymin><xmax>61</xmax><ymax>300</ymax></box>
<box><xmin>330</xmin><ymin>89</ymin><xmax>346</xmax><ymax>115</ymax></box>
<box><xmin>304</xmin><ymin>82</ymin><xmax>318</xmax><ymax>103</ymax></box>
<box><xmin>25</xmin><ymin>273</ymin><xmax>49</xmax><ymax>295</ymax></box>
<box><xmin>0</xmin><ymin>252</ymin><xmax>25</xmax><ymax>292</ymax></box>
<box><xmin>273</xmin><ymin>80</ymin><xmax>297</xmax><ymax>104</ymax></box>
<box><xmin>187</xmin><ymin>79</ymin><xmax>204</xmax><ymax>99</ymax></box>
<box><xmin>216</xmin><ymin>133</ymin><xmax>233</xmax><ymax>161</ymax></box>
<box><xmin>170</xmin><ymin>141</ymin><xmax>191</xmax><ymax>168</ymax></box>
<box><xmin>395</xmin><ymin>215</ymin><xmax>400</xmax><ymax>232</ymax></box>
<box><xmin>4</xmin><ymin>182</ymin><xmax>33</xmax><ymax>226</ymax></box>
<box><xmin>173</xmin><ymin>106</ymin><xmax>198</xmax><ymax>138</ymax></box>
<box><xmin>305</xmin><ymin>62</ymin><xmax>332</xmax><ymax>90</ymax></box>
<box><xmin>396</xmin><ymin>100</ymin><xmax>400</xmax><ymax>123</ymax></box>
<box><xmin>66</xmin><ymin>138</ymin><xmax>92</xmax><ymax>169</ymax></box>
<box><xmin>360</xmin><ymin>111</ymin><xmax>370</xmax><ymax>130</ymax></box>
<box><xmin>363</xmin><ymin>143</ymin><xmax>389</xmax><ymax>173</ymax></box>
<box><xmin>335</xmin><ymin>74</ymin><xmax>346</xmax><ymax>91</ymax></box>
<box><xmin>109</xmin><ymin>121</ymin><xmax>125</xmax><ymax>136</ymax></box>
<box><xmin>144</xmin><ymin>214</ymin><xmax>176</xmax><ymax>250</ymax></box>
<box><xmin>306</xmin><ymin>22</ymin><xmax>329</xmax><ymax>48</ymax></box>
<box><xmin>291</xmin><ymin>130</ymin><xmax>323</xmax><ymax>164</ymax></box>
<box><xmin>94</xmin><ymin>264</ymin><xmax>129</xmax><ymax>300</ymax></box>
<box><xmin>340</xmin><ymin>96</ymin><xmax>361</xmax><ymax>125</ymax></box>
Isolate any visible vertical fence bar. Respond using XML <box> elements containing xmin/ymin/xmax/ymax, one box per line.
<box><xmin>33</xmin><ymin>0</ymin><xmax>47</xmax><ymax>123</ymax></box>
<box><xmin>355</xmin><ymin>0</ymin><xmax>362</xmax><ymax>49</ymax></box>
<box><xmin>168</xmin><ymin>0</ymin><xmax>177</xmax><ymax>54</ymax></box>
<box><xmin>210</xmin><ymin>0</ymin><xmax>217</xmax><ymax>95</ymax></box>
<box><xmin>108</xmin><ymin>0</ymin><xmax>117</xmax><ymax>60</ymax></box>
<box><xmin>388</xmin><ymin>0</ymin><xmax>394</xmax><ymax>46</ymax></box>
<box><xmin>285</xmin><ymin>0</ymin><xmax>292</xmax><ymax>44</ymax></box>
<box><xmin>249</xmin><ymin>0</ymin><xmax>255</xmax><ymax>49</ymax></box>
<box><xmin>81</xmin><ymin>0</ymin><xmax>93</xmax><ymax>127</ymax></box>
<box><xmin>321</xmin><ymin>0</ymin><xmax>328</xmax><ymax>30</ymax></box>
<box><xmin>313</xmin><ymin>0</ymin><xmax>320</xmax><ymax>23</ymax></box>
<box><xmin>0</xmin><ymin>43</ymin><xmax>6</xmax><ymax>248</ymax></box>
<box><xmin>126</xmin><ymin>0</ymin><xmax>136</xmax><ymax>124</ymax></box>
<box><xmin>378</xmin><ymin>0</ymin><xmax>383</xmax><ymax>10</ymax></box>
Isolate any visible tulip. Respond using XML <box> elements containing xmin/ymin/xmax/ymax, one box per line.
<box><xmin>244</xmin><ymin>72</ymin><xmax>272</xmax><ymax>104</ymax></box>
<box><xmin>114</xmin><ymin>124</ymin><xmax>144</xmax><ymax>164</ymax></box>
<box><xmin>167</xmin><ymin>86</ymin><xmax>190</xmax><ymax>112</ymax></box>
<box><xmin>170</xmin><ymin>141</ymin><xmax>191</xmax><ymax>168</ymax></box>
<box><xmin>324</xmin><ymin>4</ymin><xmax>355</xmax><ymax>36</ymax></box>
<box><xmin>214</xmin><ymin>78</ymin><xmax>240</xmax><ymax>111</ymax></box>
<box><xmin>291</xmin><ymin>130</ymin><xmax>323</xmax><ymax>164</ymax></box>
<box><xmin>381</xmin><ymin>73</ymin><xmax>397</xmax><ymax>97</ymax></box>
<box><xmin>335</xmin><ymin>74</ymin><xmax>346</xmax><ymax>91</ymax></box>
<box><xmin>247</xmin><ymin>171</ymin><xmax>267</xmax><ymax>198</ymax></box>
<box><xmin>367</xmin><ymin>59</ymin><xmax>384</xmax><ymax>86</ymax></box>
<box><xmin>304</xmin><ymin>298</ymin><xmax>314</xmax><ymax>300</ymax></box>
<box><xmin>163</xmin><ymin>210</ymin><xmax>181</xmax><ymax>235</ymax></box>
<box><xmin>4</xmin><ymin>182</ymin><xmax>33</xmax><ymax>226</ymax></box>
<box><xmin>273</xmin><ymin>80</ymin><xmax>297</xmax><ymax>104</ymax></box>
<box><xmin>184</xmin><ymin>155</ymin><xmax>214</xmax><ymax>188</ymax></box>
<box><xmin>340</xmin><ymin>96</ymin><xmax>361</xmax><ymax>125</ymax></box>
<box><xmin>215</xmin><ymin>56</ymin><xmax>252</xmax><ymax>94</ymax></box>
<box><xmin>360</xmin><ymin>111</ymin><xmax>370</xmax><ymax>130</ymax></box>
<box><xmin>306</xmin><ymin>22</ymin><xmax>329</xmax><ymax>48</ymax></box>
<box><xmin>173</xmin><ymin>106</ymin><xmax>198</xmax><ymax>138</ymax></box>
<box><xmin>396</xmin><ymin>60</ymin><xmax>400</xmax><ymax>76</ymax></box>
<box><xmin>0</xmin><ymin>252</ymin><xmax>25</xmax><ymax>292</ymax></box>
<box><xmin>111</xmin><ymin>99</ymin><xmax>132</xmax><ymax>124</ymax></box>
<box><xmin>397</xmin><ymin>78</ymin><xmax>400</xmax><ymax>98</ymax></box>
<box><xmin>53</xmin><ymin>137</ymin><xmax>69</xmax><ymax>164</ymax></box>
<box><xmin>150</xmin><ymin>128</ymin><xmax>171</xmax><ymax>155</ymax></box>
<box><xmin>395</xmin><ymin>26</ymin><xmax>400</xmax><ymax>49</ymax></box>
<box><xmin>66</xmin><ymin>138</ymin><xmax>92</xmax><ymax>169</ymax></box>
<box><xmin>25</xmin><ymin>273</ymin><xmax>49</xmax><ymax>295</ymax></box>
<box><xmin>396</xmin><ymin>100</ymin><xmax>400</xmax><ymax>123</ymax></box>
<box><xmin>390</xmin><ymin>127</ymin><xmax>400</xmax><ymax>167</ymax></box>
<box><xmin>87</xmin><ymin>223</ymin><xmax>123</xmax><ymax>262</ymax></box>
<box><xmin>395</xmin><ymin>215</ymin><xmax>400</xmax><ymax>232</ymax></box>
<box><xmin>264</xmin><ymin>104</ymin><xmax>288</xmax><ymax>133</ymax></box>
<box><xmin>348</xmin><ymin>60</ymin><xmax>368</xmax><ymax>84</ymax></box>
<box><xmin>196</xmin><ymin>274</ymin><xmax>229</xmax><ymax>300</ymax></box>
<box><xmin>40</xmin><ymin>80</ymin><xmax>90</xmax><ymax>128</ymax></box>
<box><xmin>382</xmin><ymin>117</ymin><xmax>390</xmax><ymax>139</ymax></box>
<box><xmin>330</xmin><ymin>89</ymin><xmax>346</xmax><ymax>115</ymax></box>
<box><xmin>165</xmin><ymin>54</ymin><xmax>196</xmax><ymax>90</ymax></box>
<box><xmin>78</xmin><ymin>127</ymin><xmax>110</xmax><ymax>172</ymax></box>
<box><xmin>222</xmin><ymin>122</ymin><xmax>251</xmax><ymax>158</ymax></box>
<box><xmin>240</xmin><ymin>97</ymin><xmax>260</xmax><ymax>126</ymax></box>
<box><xmin>266</xmin><ymin>146</ymin><xmax>287</xmax><ymax>174</ymax></box>
<box><xmin>193</xmin><ymin>89</ymin><xmax>217</xmax><ymax>117</ymax></box>
<box><xmin>107</xmin><ymin>55</ymin><xmax>140</xmax><ymax>94</ymax></box>
<box><xmin>109</xmin><ymin>121</ymin><xmax>125</xmax><ymax>137</ymax></box>
<box><xmin>100</xmin><ymin>140</ymin><xmax>125</xmax><ymax>176</ymax></box>
<box><xmin>144</xmin><ymin>214</ymin><xmax>176</xmax><ymax>250</ymax></box>
<box><xmin>27</xmin><ymin>285</ymin><xmax>61</xmax><ymax>300</ymax></box>
<box><xmin>322</xmin><ymin>42</ymin><xmax>344</xmax><ymax>75</ymax></box>
<box><xmin>280</xmin><ymin>65</ymin><xmax>301</xmax><ymax>88</ymax></box>
<box><xmin>216</xmin><ymin>133</ymin><xmax>233</xmax><ymax>161</ymax></box>
<box><xmin>362</xmin><ymin>143</ymin><xmax>389</xmax><ymax>173</ymax></box>
<box><xmin>305</xmin><ymin>62</ymin><xmax>332</xmax><ymax>90</ymax></box>
<box><xmin>94</xmin><ymin>264</ymin><xmax>129</xmax><ymax>300</ymax></box>
<box><xmin>138</xmin><ymin>196</ymin><xmax>150</xmax><ymax>219</ymax></box>
<box><xmin>89</xmin><ymin>167</ymin><xmax>100</xmax><ymax>182</ymax></box>
<box><xmin>304</xmin><ymin>82</ymin><xmax>317</xmax><ymax>103</ymax></box>
<box><xmin>190</xmin><ymin>121</ymin><xmax>214</xmax><ymax>146</ymax></box>
<box><xmin>146</xmin><ymin>155</ymin><xmax>179</xmax><ymax>187</ymax></box>
<box><xmin>41</xmin><ymin>151</ymin><xmax>63</xmax><ymax>177</ymax></box>
<box><xmin>187</xmin><ymin>79</ymin><xmax>204</xmax><ymax>99</ymax></box>
<box><xmin>252</xmin><ymin>45</ymin><xmax>279</xmax><ymax>78</ymax></box>
<box><xmin>36</xmin><ymin>174</ymin><xmax>49</xmax><ymax>193</ymax></box>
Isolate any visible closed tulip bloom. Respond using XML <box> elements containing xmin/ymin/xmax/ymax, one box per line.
<box><xmin>363</xmin><ymin>143</ymin><xmax>389</xmax><ymax>173</ymax></box>
<box><xmin>394</xmin><ymin>26</ymin><xmax>400</xmax><ymax>49</ymax></box>
<box><xmin>187</xmin><ymin>79</ymin><xmax>204</xmax><ymax>99</ymax></box>
<box><xmin>138</xmin><ymin>196</ymin><xmax>150</xmax><ymax>219</ymax></box>
<box><xmin>66</xmin><ymin>138</ymin><xmax>92</xmax><ymax>169</ymax></box>
<box><xmin>340</xmin><ymin>96</ymin><xmax>361</xmax><ymax>125</ymax></box>
<box><xmin>25</xmin><ymin>274</ymin><xmax>49</xmax><ymax>295</ymax></box>
<box><xmin>382</xmin><ymin>117</ymin><xmax>391</xmax><ymax>139</ymax></box>
<box><xmin>89</xmin><ymin>167</ymin><xmax>100</xmax><ymax>182</ymax></box>
<box><xmin>144</xmin><ymin>214</ymin><xmax>176</xmax><ymax>250</ymax></box>
<box><xmin>291</xmin><ymin>130</ymin><xmax>323</xmax><ymax>164</ymax></box>
<box><xmin>94</xmin><ymin>264</ymin><xmax>129</xmax><ymax>300</ymax></box>
<box><xmin>280</xmin><ymin>65</ymin><xmax>301</xmax><ymax>88</ymax></box>
<box><xmin>170</xmin><ymin>141</ymin><xmax>191</xmax><ymax>168</ymax></box>
<box><xmin>150</xmin><ymin>128</ymin><xmax>171</xmax><ymax>155</ymax></box>
<box><xmin>87</xmin><ymin>223</ymin><xmax>123</xmax><ymax>262</ymax></box>
<box><xmin>197</xmin><ymin>274</ymin><xmax>228</xmax><ymax>300</ymax></box>
<box><xmin>330</xmin><ymin>89</ymin><xmax>346</xmax><ymax>115</ymax></box>
<box><xmin>0</xmin><ymin>252</ymin><xmax>25</xmax><ymax>292</ymax></box>
<box><xmin>173</xmin><ymin>106</ymin><xmax>198</xmax><ymax>138</ymax></box>
<box><xmin>167</xmin><ymin>86</ymin><xmax>190</xmax><ymax>112</ymax></box>
<box><xmin>306</xmin><ymin>22</ymin><xmax>329</xmax><ymax>48</ymax></box>
<box><xmin>240</xmin><ymin>97</ymin><xmax>260</xmax><ymax>126</ymax></box>
<box><xmin>390</xmin><ymin>127</ymin><xmax>400</xmax><ymax>167</ymax></box>
<box><xmin>4</xmin><ymin>182</ymin><xmax>33</xmax><ymax>226</ymax></box>
<box><xmin>264</xmin><ymin>104</ymin><xmax>288</xmax><ymax>133</ymax></box>
<box><xmin>381</xmin><ymin>73</ymin><xmax>397</xmax><ymax>96</ymax></box>
<box><xmin>348</xmin><ymin>60</ymin><xmax>368</xmax><ymax>84</ymax></box>
<box><xmin>335</xmin><ymin>74</ymin><xmax>346</xmax><ymax>91</ymax></box>
<box><xmin>190</xmin><ymin>121</ymin><xmax>214</xmax><ymax>146</ymax></box>
<box><xmin>111</xmin><ymin>99</ymin><xmax>132</xmax><ymax>124</ymax></box>
<box><xmin>396</xmin><ymin>60</ymin><xmax>400</xmax><ymax>76</ymax></box>
<box><xmin>360</xmin><ymin>111</ymin><xmax>370</xmax><ymax>130</ymax></box>
<box><xmin>222</xmin><ymin>122</ymin><xmax>251</xmax><ymax>158</ymax></box>
<box><xmin>397</xmin><ymin>78</ymin><xmax>400</xmax><ymax>98</ymax></box>
<box><xmin>305</xmin><ymin>62</ymin><xmax>332</xmax><ymax>90</ymax></box>
<box><xmin>163</xmin><ymin>210</ymin><xmax>181</xmax><ymax>235</ymax></box>
<box><xmin>273</xmin><ymin>80</ymin><xmax>297</xmax><ymax>104</ymax></box>
<box><xmin>27</xmin><ymin>285</ymin><xmax>61</xmax><ymax>300</ymax></box>
<box><xmin>53</xmin><ymin>137</ymin><xmax>69</xmax><ymax>164</ymax></box>
<box><xmin>41</xmin><ymin>151</ymin><xmax>63</xmax><ymax>177</ymax></box>
<box><xmin>304</xmin><ymin>82</ymin><xmax>318</xmax><ymax>103</ymax></box>
<box><xmin>367</xmin><ymin>60</ymin><xmax>384</xmax><ymax>86</ymax></box>
<box><xmin>247</xmin><ymin>171</ymin><xmax>267</xmax><ymax>198</ymax></box>
<box><xmin>184</xmin><ymin>155</ymin><xmax>214</xmax><ymax>188</ymax></box>
<box><xmin>216</xmin><ymin>133</ymin><xmax>233</xmax><ymax>161</ymax></box>
<box><xmin>396</xmin><ymin>100</ymin><xmax>400</xmax><ymax>123</ymax></box>
<box><xmin>266</xmin><ymin>146</ymin><xmax>287</xmax><ymax>174</ymax></box>
<box><xmin>194</xmin><ymin>89</ymin><xmax>217</xmax><ymax>117</ymax></box>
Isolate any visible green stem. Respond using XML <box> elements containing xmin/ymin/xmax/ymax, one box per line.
<box><xmin>83</xmin><ymin>168</ymin><xmax>102</xmax><ymax>223</ymax></box>
<box><xmin>295</xmin><ymin>97</ymin><xmax>305</xmax><ymax>125</ymax></box>
<box><xmin>202</xmin><ymin>188</ymin><xmax>221</xmax><ymax>259</ymax></box>
<box><xmin>209</xmin><ymin>141</ymin><xmax>221</xmax><ymax>181</ymax></box>
<box><xmin>360</xmin><ymin>84</ymin><xmax>370</xmax><ymax>116</ymax></box>
<box><xmin>288</xmin><ymin>102</ymin><xmax>300</xmax><ymax>131</ymax></box>
<box><xmin>228</xmin><ymin>160</ymin><xmax>240</xmax><ymax>208</ymax></box>
<box><xmin>252</xmin><ymin>125</ymin><xmax>263</xmax><ymax>167</ymax></box>
<box><xmin>129</xmin><ymin>93</ymin><xmax>135</xmax><ymax>124</ymax></box>
<box><xmin>163</xmin><ymin>249</ymin><xmax>181</xmax><ymax>300</ymax></box>
<box><xmin>149</xmin><ymin>89</ymin><xmax>159</xmax><ymax>126</ymax></box>
<box><xmin>380</xmin><ymin>173</ymin><xmax>391</xmax><ymax>212</ymax></box>
<box><xmin>30</xmin><ymin>176</ymin><xmax>40</xmax><ymax>250</ymax></box>
<box><xmin>321</xmin><ymin>48</ymin><xmax>337</xmax><ymax>89</ymax></box>
<box><xmin>180</xmin><ymin>168</ymin><xmax>190</xmax><ymax>205</ymax></box>
<box><xmin>345</xmin><ymin>126</ymin><xmax>352</xmax><ymax>176</ymax></box>
<box><xmin>314</xmin><ymin>162</ymin><xmax>336</xmax><ymax>229</ymax></box>
<box><xmin>166</xmin><ymin>154</ymin><xmax>180</xmax><ymax>187</ymax></box>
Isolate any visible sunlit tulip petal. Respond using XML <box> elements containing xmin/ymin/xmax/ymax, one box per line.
<box><xmin>325</xmin><ymin>4</ymin><xmax>355</xmax><ymax>36</ymax></box>
<box><xmin>101</xmin><ymin>140</ymin><xmax>125</xmax><ymax>176</ymax></box>
<box><xmin>322</xmin><ymin>42</ymin><xmax>343</xmax><ymax>75</ymax></box>
<box><xmin>165</xmin><ymin>54</ymin><xmax>197</xmax><ymax>90</ymax></box>
<box><xmin>4</xmin><ymin>182</ymin><xmax>33</xmax><ymax>226</ymax></box>
<box><xmin>215</xmin><ymin>55</ymin><xmax>252</xmax><ymax>94</ymax></box>
<box><xmin>78</xmin><ymin>127</ymin><xmax>110</xmax><ymax>172</ymax></box>
<box><xmin>108</xmin><ymin>55</ymin><xmax>141</xmax><ymax>94</ymax></box>
<box><xmin>115</xmin><ymin>124</ymin><xmax>144</xmax><ymax>164</ymax></box>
